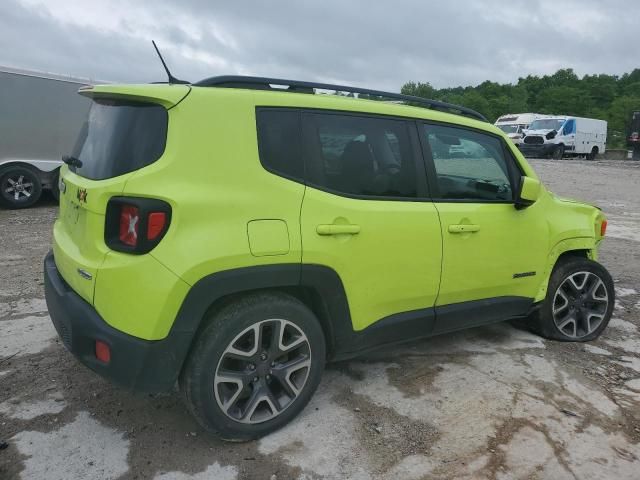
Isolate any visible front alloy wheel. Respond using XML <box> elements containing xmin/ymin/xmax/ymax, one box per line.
<box><xmin>552</xmin><ymin>271</ymin><xmax>609</xmax><ymax>339</ymax></box>
<box><xmin>214</xmin><ymin>319</ymin><xmax>312</xmax><ymax>424</ymax></box>
<box><xmin>529</xmin><ymin>257</ymin><xmax>614</xmax><ymax>342</ymax></box>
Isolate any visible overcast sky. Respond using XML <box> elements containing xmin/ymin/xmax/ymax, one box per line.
<box><xmin>1</xmin><ymin>0</ymin><xmax>637</xmax><ymax>91</ymax></box>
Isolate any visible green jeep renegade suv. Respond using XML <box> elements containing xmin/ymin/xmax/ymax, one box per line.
<box><xmin>44</xmin><ymin>76</ymin><xmax>614</xmax><ymax>440</ymax></box>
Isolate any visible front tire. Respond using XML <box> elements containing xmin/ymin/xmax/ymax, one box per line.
<box><xmin>180</xmin><ymin>292</ymin><xmax>326</xmax><ymax>441</ymax></box>
<box><xmin>530</xmin><ymin>257</ymin><xmax>614</xmax><ymax>341</ymax></box>
<box><xmin>552</xmin><ymin>145</ymin><xmax>565</xmax><ymax>160</ymax></box>
<box><xmin>0</xmin><ymin>165</ymin><xmax>43</xmax><ymax>209</ymax></box>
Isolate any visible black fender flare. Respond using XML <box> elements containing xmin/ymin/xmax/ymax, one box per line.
<box><xmin>165</xmin><ymin>264</ymin><xmax>353</xmax><ymax>382</ymax></box>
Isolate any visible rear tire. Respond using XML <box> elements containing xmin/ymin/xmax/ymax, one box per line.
<box><xmin>587</xmin><ymin>146</ymin><xmax>598</xmax><ymax>161</ymax></box>
<box><xmin>0</xmin><ymin>165</ymin><xmax>43</xmax><ymax>209</ymax></box>
<box><xmin>50</xmin><ymin>169</ymin><xmax>60</xmax><ymax>202</ymax></box>
<box><xmin>529</xmin><ymin>257</ymin><xmax>614</xmax><ymax>342</ymax></box>
<box><xmin>552</xmin><ymin>145</ymin><xmax>565</xmax><ymax>160</ymax></box>
<box><xmin>179</xmin><ymin>292</ymin><xmax>326</xmax><ymax>441</ymax></box>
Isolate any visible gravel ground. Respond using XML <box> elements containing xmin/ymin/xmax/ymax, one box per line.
<box><xmin>1</xmin><ymin>159</ymin><xmax>639</xmax><ymax>480</ymax></box>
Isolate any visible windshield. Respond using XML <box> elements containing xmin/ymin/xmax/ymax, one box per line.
<box><xmin>497</xmin><ymin>125</ymin><xmax>519</xmax><ymax>134</ymax></box>
<box><xmin>70</xmin><ymin>99</ymin><xmax>168</xmax><ymax>180</ymax></box>
<box><xmin>528</xmin><ymin>119</ymin><xmax>565</xmax><ymax>131</ymax></box>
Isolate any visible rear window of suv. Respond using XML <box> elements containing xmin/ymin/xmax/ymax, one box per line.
<box><xmin>70</xmin><ymin>99</ymin><xmax>168</xmax><ymax>180</ymax></box>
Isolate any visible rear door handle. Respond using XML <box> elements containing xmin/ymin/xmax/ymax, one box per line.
<box><xmin>448</xmin><ymin>224</ymin><xmax>480</xmax><ymax>234</ymax></box>
<box><xmin>316</xmin><ymin>224</ymin><xmax>361</xmax><ymax>235</ymax></box>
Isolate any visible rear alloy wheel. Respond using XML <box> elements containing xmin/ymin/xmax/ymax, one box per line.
<box><xmin>214</xmin><ymin>318</ymin><xmax>312</xmax><ymax>424</ymax></box>
<box><xmin>552</xmin><ymin>145</ymin><xmax>565</xmax><ymax>160</ymax></box>
<box><xmin>180</xmin><ymin>292</ymin><xmax>326</xmax><ymax>441</ymax></box>
<box><xmin>0</xmin><ymin>166</ymin><xmax>42</xmax><ymax>209</ymax></box>
<box><xmin>530</xmin><ymin>257</ymin><xmax>614</xmax><ymax>341</ymax></box>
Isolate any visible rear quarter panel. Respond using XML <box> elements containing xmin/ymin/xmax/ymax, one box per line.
<box><xmin>122</xmin><ymin>88</ymin><xmax>306</xmax><ymax>286</ymax></box>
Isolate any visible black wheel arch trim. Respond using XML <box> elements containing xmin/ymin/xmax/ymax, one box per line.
<box><xmin>171</xmin><ymin>264</ymin><xmax>536</xmax><ymax>366</ymax></box>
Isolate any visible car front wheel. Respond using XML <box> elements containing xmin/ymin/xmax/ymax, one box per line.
<box><xmin>551</xmin><ymin>145</ymin><xmax>565</xmax><ymax>160</ymax></box>
<box><xmin>530</xmin><ymin>257</ymin><xmax>614</xmax><ymax>341</ymax></box>
<box><xmin>180</xmin><ymin>292</ymin><xmax>326</xmax><ymax>441</ymax></box>
<box><xmin>0</xmin><ymin>165</ymin><xmax>42</xmax><ymax>209</ymax></box>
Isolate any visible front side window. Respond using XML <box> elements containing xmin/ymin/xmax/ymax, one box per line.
<box><xmin>303</xmin><ymin>113</ymin><xmax>418</xmax><ymax>198</ymax></box>
<box><xmin>562</xmin><ymin>119</ymin><xmax>576</xmax><ymax>136</ymax></box>
<box><xmin>424</xmin><ymin>124</ymin><xmax>515</xmax><ymax>202</ymax></box>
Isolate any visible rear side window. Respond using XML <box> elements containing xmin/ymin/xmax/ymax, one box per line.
<box><xmin>303</xmin><ymin>113</ymin><xmax>418</xmax><ymax>198</ymax></box>
<box><xmin>256</xmin><ymin>109</ymin><xmax>303</xmax><ymax>181</ymax></box>
<box><xmin>423</xmin><ymin>124</ymin><xmax>514</xmax><ymax>202</ymax></box>
<box><xmin>71</xmin><ymin>99</ymin><xmax>168</xmax><ymax>180</ymax></box>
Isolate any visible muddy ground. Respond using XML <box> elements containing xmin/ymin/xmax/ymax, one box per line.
<box><xmin>1</xmin><ymin>158</ymin><xmax>639</xmax><ymax>480</ymax></box>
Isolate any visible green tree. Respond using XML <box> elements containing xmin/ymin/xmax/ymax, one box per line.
<box><xmin>401</xmin><ymin>68</ymin><xmax>640</xmax><ymax>148</ymax></box>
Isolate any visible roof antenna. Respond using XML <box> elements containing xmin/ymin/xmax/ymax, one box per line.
<box><xmin>152</xmin><ymin>40</ymin><xmax>189</xmax><ymax>84</ymax></box>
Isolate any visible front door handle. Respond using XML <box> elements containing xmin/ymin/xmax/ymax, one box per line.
<box><xmin>448</xmin><ymin>224</ymin><xmax>480</xmax><ymax>234</ymax></box>
<box><xmin>316</xmin><ymin>224</ymin><xmax>361</xmax><ymax>235</ymax></box>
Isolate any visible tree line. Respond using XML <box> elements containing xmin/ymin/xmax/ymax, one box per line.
<box><xmin>401</xmin><ymin>68</ymin><xmax>640</xmax><ymax>148</ymax></box>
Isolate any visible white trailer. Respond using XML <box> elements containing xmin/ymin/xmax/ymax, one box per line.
<box><xmin>0</xmin><ymin>66</ymin><xmax>96</xmax><ymax>208</ymax></box>
<box><xmin>520</xmin><ymin>116</ymin><xmax>607</xmax><ymax>160</ymax></box>
<box><xmin>495</xmin><ymin>113</ymin><xmax>551</xmax><ymax>146</ymax></box>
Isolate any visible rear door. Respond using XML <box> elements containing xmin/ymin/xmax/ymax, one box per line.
<box><xmin>419</xmin><ymin>122</ymin><xmax>548</xmax><ymax>333</ymax></box>
<box><xmin>300</xmin><ymin>111</ymin><xmax>442</xmax><ymax>333</ymax></box>
<box><xmin>54</xmin><ymin>96</ymin><xmax>172</xmax><ymax>303</ymax></box>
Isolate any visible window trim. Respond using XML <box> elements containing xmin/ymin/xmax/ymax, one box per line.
<box><xmin>417</xmin><ymin>120</ymin><xmax>523</xmax><ymax>204</ymax></box>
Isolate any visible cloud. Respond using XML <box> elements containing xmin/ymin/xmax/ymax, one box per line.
<box><xmin>1</xmin><ymin>0</ymin><xmax>637</xmax><ymax>90</ymax></box>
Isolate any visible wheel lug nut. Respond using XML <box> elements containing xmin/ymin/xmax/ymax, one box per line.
<box><xmin>248</xmin><ymin>364</ymin><xmax>256</xmax><ymax>371</ymax></box>
<box><xmin>260</xmin><ymin>353</ymin><xmax>267</xmax><ymax>361</ymax></box>
<box><xmin>253</xmin><ymin>377</ymin><xmax>258</xmax><ymax>382</ymax></box>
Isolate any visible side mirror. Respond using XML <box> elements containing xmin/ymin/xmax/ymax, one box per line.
<box><xmin>515</xmin><ymin>176</ymin><xmax>541</xmax><ymax>209</ymax></box>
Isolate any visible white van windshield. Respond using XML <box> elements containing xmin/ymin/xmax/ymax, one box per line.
<box><xmin>497</xmin><ymin>125</ymin><xmax>519</xmax><ymax>134</ymax></box>
<box><xmin>529</xmin><ymin>119</ymin><xmax>565</xmax><ymax>131</ymax></box>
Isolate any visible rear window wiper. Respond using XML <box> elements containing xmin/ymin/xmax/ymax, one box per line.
<box><xmin>62</xmin><ymin>155</ymin><xmax>83</xmax><ymax>168</ymax></box>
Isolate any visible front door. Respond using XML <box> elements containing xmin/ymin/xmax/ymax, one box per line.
<box><xmin>300</xmin><ymin>111</ymin><xmax>442</xmax><ymax>333</ymax></box>
<box><xmin>419</xmin><ymin>122</ymin><xmax>547</xmax><ymax>333</ymax></box>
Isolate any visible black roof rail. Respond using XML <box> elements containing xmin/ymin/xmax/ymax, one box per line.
<box><xmin>192</xmin><ymin>75</ymin><xmax>488</xmax><ymax>122</ymax></box>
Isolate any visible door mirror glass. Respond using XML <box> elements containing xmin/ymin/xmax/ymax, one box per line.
<box><xmin>516</xmin><ymin>176</ymin><xmax>541</xmax><ymax>209</ymax></box>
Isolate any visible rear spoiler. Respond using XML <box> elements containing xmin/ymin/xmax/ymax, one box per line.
<box><xmin>78</xmin><ymin>84</ymin><xmax>191</xmax><ymax>109</ymax></box>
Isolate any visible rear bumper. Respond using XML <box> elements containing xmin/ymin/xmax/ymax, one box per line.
<box><xmin>44</xmin><ymin>251</ymin><xmax>189</xmax><ymax>392</ymax></box>
<box><xmin>519</xmin><ymin>143</ymin><xmax>556</xmax><ymax>158</ymax></box>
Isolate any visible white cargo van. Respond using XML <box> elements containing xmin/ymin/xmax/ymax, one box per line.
<box><xmin>495</xmin><ymin>113</ymin><xmax>550</xmax><ymax>146</ymax></box>
<box><xmin>0</xmin><ymin>66</ymin><xmax>96</xmax><ymax>208</ymax></box>
<box><xmin>520</xmin><ymin>116</ymin><xmax>607</xmax><ymax>160</ymax></box>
